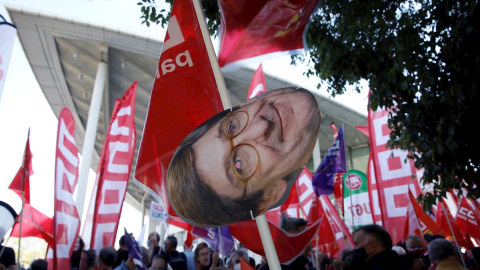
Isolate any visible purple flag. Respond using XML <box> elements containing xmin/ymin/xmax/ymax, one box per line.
<box><xmin>312</xmin><ymin>124</ymin><xmax>347</xmax><ymax>196</ymax></box>
<box><xmin>191</xmin><ymin>226</ymin><xmax>235</xmax><ymax>256</ymax></box>
<box><xmin>124</xmin><ymin>228</ymin><xmax>147</xmax><ymax>270</ymax></box>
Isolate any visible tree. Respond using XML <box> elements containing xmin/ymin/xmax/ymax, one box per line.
<box><xmin>138</xmin><ymin>0</ymin><xmax>480</xmax><ymax>208</ymax></box>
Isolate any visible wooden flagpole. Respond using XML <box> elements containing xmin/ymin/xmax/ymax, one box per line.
<box><xmin>190</xmin><ymin>0</ymin><xmax>281</xmax><ymax>268</ymax></box>
<box><xmin>441</xmin><ymin>203</ymin><xmax>466</xmax><ymax>267</ymax></box>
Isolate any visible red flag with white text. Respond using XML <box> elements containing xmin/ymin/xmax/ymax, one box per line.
<box><xmin>437</xmin><ymin>199</ymin><xmax>471</xmax><ymax>249</ymax></box>
<box><xmin>134</xmin><ymin>0</ymin><xmax>224</xmax><ymax>217</ymax></box>
<box><xmin>10</xmin><ymin>203</ymin><xmax>54</xmax><ymax>247</ymax></box>
<box><xmin>314</xmin><ymin>195</ymin><xmax>354</xmax><ymax>258</ymax></box>
<box><xmin>53</xmin><ymin>108</ymin><xmax>81</xmax><ymax>269</ymax></box>
<box><xmin>85</xmin><ymin>81</ymin><xmax>137</xmax><ymax>251</ymax></box>
<box><xmin>247</xmin><ymin>63</ymin><xmax>267</xmax><ymax>100</ymax></box>
<box><xmin>217</xmin><ymin>0</ymin><xmax>319</xmax><ymax>67</ymax></box>
<box><xmin>368</xmin><ymin>104</ymin><xmax>422</xmax><ymax>244</ymax></box>
<box><xmin>8</xmin><ymin>129</ymin><xmax>33</xmax><ymax>204</ymax></box>
<box><xmin>455</xmin><ymin>196</ymin><xmax>480</xmax><ymax>242</ymax></box>
<box><xmin>229</xmin><ymin>217</ymin><xmax>321</xmax><ymax>264</ymax></box>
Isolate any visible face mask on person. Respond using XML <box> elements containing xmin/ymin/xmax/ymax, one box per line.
<box><xmin>147</xmin><ymin>240</ymin><xmax>150</xmax><ymax>247</ymax></box>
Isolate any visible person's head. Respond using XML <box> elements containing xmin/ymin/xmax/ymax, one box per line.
<box><xmin>195</xmin><ymin>242</ymin><xmax>211</xmax><ymax>268</ymax></box>
<box><xmin>98</xmin><ymin>246</ymin><xmax>117</xmax><ymax>269</ymax></box>
<box><xmin>148</xmin><ymin>232</ymin><xmax>161</xmax><ymax>247</ymax></box>
<box><xmin>164</xmin><ymin>235</ymin><xmax>178</xmax><ymax>251</ymax></box>
<box><xmin>427</xmin><ymin>238</ymin><xmax>459</xmax><ymax>265</ymax></box>
<box><xmin>281</xmin><ymin>216</ymin><xmax>308</xmax><ymax>234</ymax></box>
<box><xmin>119</xmin><ymin>233</ymin><xmax>134</xmax><ymax>249</ymax></box>
<box><xmin>228</xmin><ymin>249</ymin><xmax>249</xmax><ymax>269</ymax></box>
<box><xmin>406</xmin><ymin>234</ymin><xmax>425</xmax><ymax>255</ymax></box>
<box><xmin>30</xmin><ymin>259</ymin><xmax>48</xmax><ymax>270</ymax></box>
<box><xmin>405</xmin><ymin>252</ymin><xmax>425</xmax><ymax>270</ymax></box>
<box><xmin>392</xmin><ymin>245</ymin><xmax>406</xmax><ymax>256</ymax></box>
<box><xmin>80</xmin><ymin>249</ymin><xmax>97</xmax><ymax>270</ymax></box>
<box><xmin>353</xmin><ymin>224</ymin><xmax>393</xmax><ymax>262</ymax></box>
<box><xmin>151</xmin><ymin>254</ymin><xmax>167</xmax><ymax>270</ymax></box>
<box><xmin>168</xmin><ymin>87</ymin><xmax>321</xmax><ymax>227</ymax></box>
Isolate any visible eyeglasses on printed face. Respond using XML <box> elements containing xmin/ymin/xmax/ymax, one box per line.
<box><xmin>222</xmin><ymin>111</ymin><xmax>260</xmax><ymax>186</ymax></box>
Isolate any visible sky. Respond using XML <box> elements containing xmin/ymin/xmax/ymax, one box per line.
<box><xmin>0</xmin><ymin>0</ymin><xmax>368</xmax><ymax>251</ymax></box>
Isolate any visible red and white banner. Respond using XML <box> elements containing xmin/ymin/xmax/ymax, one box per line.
<box><xmin>217</xmin><ymin>0</ymin><xmax>319</xmax><ymax>67</ymax></box>
<box><xmin>0</xmin><ymin>18</ymin><xmax>17</xmax><ymax>101</ymax></box>
<box><xmin>455</xmin><ymin>196</ymin><xmax>480</xmax><ymax>242</ymax></box>
<box><xmin>315</xmin><ymin>195</ymin><xmax>353</xmax><ymax>258</ymax></box>
<box><xmin>247</xmin><ymin>63</ymin><xmax>267</xmax><ymax>100</ymax></box>
<box><xmin>8</xmin><ymin>129</ymin><xmax>33</xmax><ymax>204</ymax></box>
<box><xmin>83</xmin><ymin>82</ymin><xmax>137</xmax><ymax>251</ymax></box>
<box><xmin>53</xmin><ymin>108</ymin><xmax>81</xmax><ymax>269</ymax></box>
<box><xmin>368</xmin><ymin>105</ymin><xmax>422</xmax><ymax>244</ymax></box>
<box><xmin>10</xmin><ymin>203</ymin><xmax>54</xmax><ymax>247</ymax></box>
<box><xmin>134</xmin><ymin>0</ymin><xmax>224</xmax><ymax>217</ymax></box>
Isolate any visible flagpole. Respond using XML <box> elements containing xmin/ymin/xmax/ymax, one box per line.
<box><xmin>441</xmin><ymin>203</ymin><xmax>466</xmax><ymax>267</ymax></box>
<box><xmin>255</xmin><ymin>214</ymin><xmax>281</xmax><ymax>270</ymax></box>
<box><xmin>217</xmin><ymin>227</ymin><xmax>224</xmax><ymax>262</ymax></box>
<box><xmin>17</xmin><ymin>191</ymin><xmax>24</xmax><ymax>266</ymax></box>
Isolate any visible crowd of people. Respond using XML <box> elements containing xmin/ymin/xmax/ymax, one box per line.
<box><xmin>1</xmin><ymin>221</ymin><xmax>480</xmax><ymax>270</ymax></box>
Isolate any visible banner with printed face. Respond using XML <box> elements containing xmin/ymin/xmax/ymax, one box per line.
<box><xmin>217</xmin><ymin>0</ymin><xmax>319</xmax><ymax>67</ymax></box>
<box><xmin>343</xmin><ymin>170</ymin><xmax>373</xmax><ymax>230</ymax></box>
<box><xmin>53</xmin><ymin>108</ymin><xmax>80</xmax><ymax>269</ymax></box>
<box><xmin>0</xmin><ymin>18</ymin><xmax>16</xmax><ymax>102</ymax></box>
<box><xmin>368</xmin><ymin>105</ymin><xmax>422</xmax><ymax>244</ymax></box>
<box><xmin>86</xmin><ymin>82</ymin><xmax>137</xmax><ymax>251</ymax></box>
<box><xmin>134</xmin><ymin>0</ymin><xmax>225</xmax><ymax>221</ymax></box>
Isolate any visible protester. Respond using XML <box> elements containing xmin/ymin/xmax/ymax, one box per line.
<box><xmin>150</xmin><ymin>253</ymin><xmax>171</xmax><ymax>270</ymax></box>
<box><xmin>99</xmin><ymin>246</ymin><xmax>117</xmax><ymax>270</ymax></box>
<box><xmin>0</xmin><ymin>238</ymin><xmax>16</xmax><ymax>270</ymax></box>
<box><xmin>29</xmin><ymin>259</ymin><xmax>48</xmax><ymax>270</ymax></box>
<box><xmin>115</xmin><ymin>233</ymin><xmax>134</xmax><ymax>268</ymax></box>
<box><xmin>340</xmin><ymin>248</ymin><xmax>353</xmax><ymax>270</ymax></box>
<box><xmin>71</xmin><ymin>236</ymin><xmax>85</xmax><ymax>270</ymax></box>
<box><xmin>167</xmin><ymin>87</ymin><xmax>322</xmax><ymax>227</ymax></box>
<box><xmin>351</xmin><ymin>224</ymin><xmax>409</xmax><ymax>270</ymax></box>
<box><xmin>147</xmin><ymin>232</ymin><xmax>161</xmax><ymax>265</ymax></box>
<box><xmin>194</xmin><ymin>242</ymin><xmax>212</xmax><ymax>270</ymax></box>
<box><xmin>162</xmin><ymin>235</ymin><xmax>188</xmax><ymax>270</ymax></box>
<box><xmin>79</xmin><ymin>249</ymin><xmax>97</xmax><ymax>270</ymax></box>
<box><xmin>406</xmin><ymin>235</ymin><xmax>426</xmax><ymax>255</ymax></box>
<box><xmin>427</xmin><ymin>238</ymin><xmax>468</xmax><ymax>270</ymax></box>
<box><xmin>227</xmin><ymin>249</ymin><xmax>249</xmax><ymax>270</ymax></box>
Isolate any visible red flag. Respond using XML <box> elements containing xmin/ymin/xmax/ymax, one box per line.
<box><xmin>315</xmin><ymin>195</ymin><xmax>354</xmax><ymax>258</ymax></box>
<box><xmin>8</xmin><ymin>129</ymin><xmax>33</xmax><ymax>204</ymax></box>
<box><xmin>355</xmin><ymin>125</ymin><xmax>369</xmax><ymax>138</ymax></box>
<box><xmin>10</xmin><ymin>203</ymin><xmax>54</xmax><ymax>247</ymax></box>
<box><xmin>247</xmin><ymin>63</ymin><xmax>267</xmax><ymax>100</ymax></box>
<box><xmin>240</xmin><ymin>258</ymin><xmax>256</xmax><ymax>270</ymax></box>
<box><xmin>368</xmin><ymin>103</ymin><xmax>422</xmax><ymax>244</ymax></box>
<box><xmin>280</xmin><ymin>175</ymin><xmax>300</xmax><ymax>218</ymax></box>
<box><xmin>84</xmin><ymin>81</ymin><xmax>137</xmax><ymax>251</ymax></box>
<box><xmin>306</xmin><ymin>195</ymin><xmax>319</xmax><ymax>225</ymax></box>
<box><xmin>437</xmin><ymin>199</ymin><xmax>471</xmax><ymax>249</ymax></box>
<box><xmin>455</xmin><ymin>196</ymin><xmax>480</xmax><ymax>241</ymax></box>
<box><xmin>217</xmin><ymin>0</ymin><xmax>319</xmax><ymax>67</ymax></box>
<box><xmin>134</xmin><ymin>0</ymin><xmax>225</xmax><ymax>218</ymax></box>
<box><xmin>405</xmin><ymin>190</ymin><xmax>447</xmax><ymax>241</ymax></box>
<box><xmin>296</xmin><ymin>168</ymin><xmax>316</xmax><ymax>218</ymax></box>
<box><xmin>53</xmin><ymin>108</ymin><xmax>81</xmax><ymax>269</ymax></box>
<box><xmin>367</xmin><ymin>156</ymin><xmax>383</xmax><ymax>225</ymax></box>
<box><xmin>229</xmin><ymin>217</ymin><xmax>321</xmax><ymax>264</ymax></box>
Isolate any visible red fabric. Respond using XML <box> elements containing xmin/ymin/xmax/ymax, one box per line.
<box><xmin>247</xmin><ymin>63</ymin><xmax>267</xmax><ymax>100</ymax></box>
<box><xmin>264</xmin><ymin>207</ymin><xmax>282</xmax><ymax>227</ymax></box>
<box><xmin>355</xmin><ymin>125</ymin><xmax>369</xmax><ymax>138</ymax></box>
<box><xmin>296</xmin><ymin>168</ymin><xmax>316</xmax><ymax>218</ymax></box>
<box><xmin>455</xmin><ymin>196</ymin><xmax>480</xmax><ymax>242</ymax></box>
<box><xmin>86</xmin><ymin>81</ymin><xmax>138</xmax><ymax>251</ymax></box>
<box><xmin>8</xmin><ymin>129</ymin><xmax>33</xmax><ymax>204</ymax></box>
<box><xmin>240</xmin><ymin>258</ymin><xmax>256</xmax><ymax>270</ymax></box>
<box><xmin>314</xmin><ymin>195</ymin><xmax>354</xmax><ymax>258</ymax></box>
<box><xmin>306</xmin><ymin>195</ymin><xmax>319</xmax><ymax>225</ymax></box>
<box><xmin>10</xmin><ymin>203</ymin><xmax>54</xmax><ymax>247</ymax></box>
<box><xmin>436</xmin><ymin>200</ymin><xmax>471</xmax><ymax>249</ymax></box>
<box><xmin>367</xmin><ymin>103</ymin><xmax>422</xmax><ymax>244</ymax></box>
<box><xmin>405</xmin><ymin>190</ymin><xmax>448</xmax><ymax>242</ymax></box>
<box><xmin>218</xmin><ymin>0</ymin><xmax>319</xmax><ymax>67</ymax></box>
<box><xmin>367</xmin><ymin>156</ymin><xmax>383</xmax><ymax>225</ymax></box>
<box><xmin>53</xmin><ymin>108</ymin><xmax>81</xmax><ymax>269</ymax></box>
<box><xmin>228</xmin><ymin>217</ymin><xmax>321</xmax><ymax>264</ymax></box>
<box><xmin>134</xmin><ymin>0</ymin><xmax>225</xmax><ymax>218</ymax></box>
<box><xmin>184</xmin><ymin>231</ymin><xmax>195</xmax><ymax>250</ymax></box>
